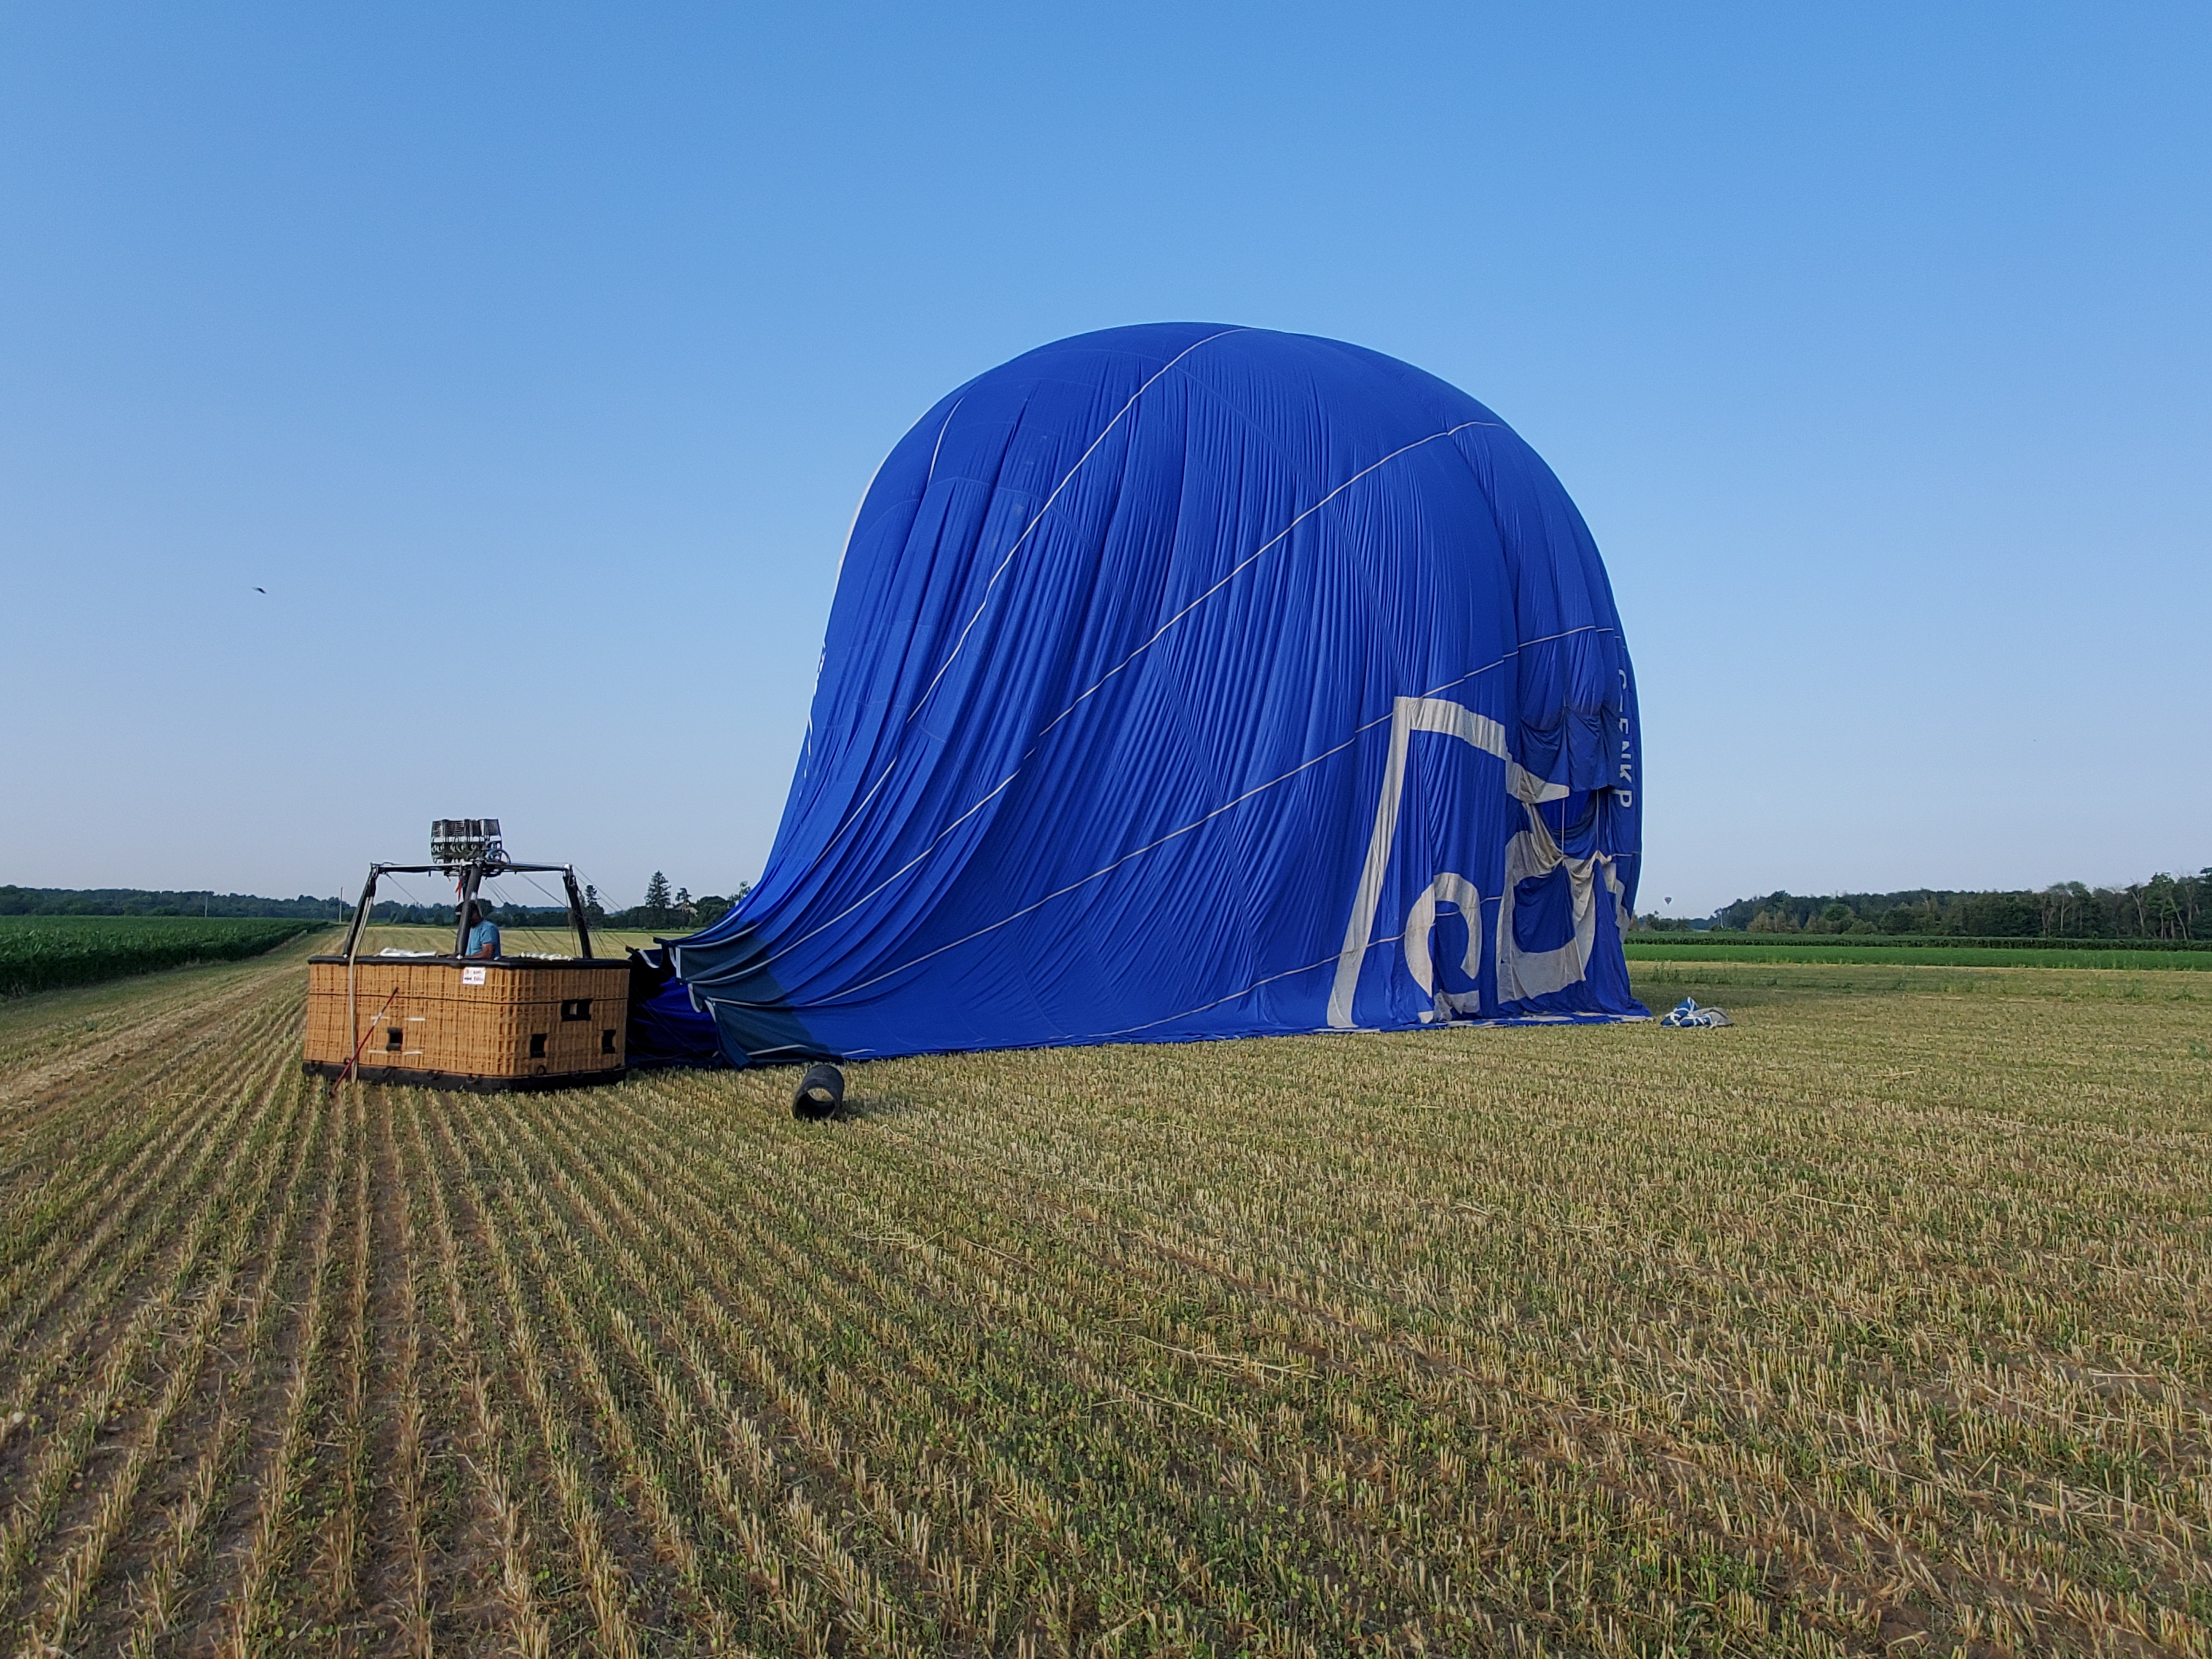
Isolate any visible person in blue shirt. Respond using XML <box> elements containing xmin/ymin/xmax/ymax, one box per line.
<box><xmin>464</xmin><ymin>899</ymin><xmax>501</xmax><ymax>960</ymax></box>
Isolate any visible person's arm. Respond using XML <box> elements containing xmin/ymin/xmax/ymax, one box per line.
<box><xmin>468</xmin><ymin>924</ymin><xmax>499</xmax><ymax>959</ymax></box>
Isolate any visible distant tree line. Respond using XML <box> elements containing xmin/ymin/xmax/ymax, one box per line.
<box><xmin>590</xmin><ymin>872</ymin><xmax>751</xmax><ymax>931</ymax></box>
<box><xmin>1643</xmin><ymin>869</ymin><xmax>2211</xmax><ymax>940</ymax></box>
<box><xmin>341</xmin><ymin>878</ymin><xmax>756</xmax><ymax>933</ymax></box>
<box><xmin>2</xmin><ymin>876</ymin><xmax>757</xmax><ymax>934</ymax></box>
<box><xmin>0</xmin><ymin>886</ymin><xmax>349</xmax><ymax>919</ymax></box>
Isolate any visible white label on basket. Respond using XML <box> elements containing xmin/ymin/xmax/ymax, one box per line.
<box><xmin>460</xmin><ymin>965</ymin><xmax>487</xmax><ymax>986</ymax></box>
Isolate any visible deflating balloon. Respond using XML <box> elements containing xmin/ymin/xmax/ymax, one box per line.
<box><xmin>671</xmin><ymin>324</ymin><xmax>1644</xmax><ymax>1064</ymax></box>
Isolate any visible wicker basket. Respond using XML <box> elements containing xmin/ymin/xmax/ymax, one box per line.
<box><xmin>304</xmin><ymin>956</ymin><xmax>630</xmax><ymax>1090</ymax></box>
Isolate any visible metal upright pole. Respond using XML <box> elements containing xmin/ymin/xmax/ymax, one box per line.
<box><xmin>563</xmin><ymin>867</ymin><xmax>595</xmax><ymax>960</ymax></box>
<box><xmin>339</xmin><ymin>868</ymin><xmax>380</xmax><ymax>962</ymax></box>
<box><xmin>454</xmin><ymin>865</ymin><xmax>480</xmax><ymax>958</ymax></box>
<box><xmin>344</xmin><ymin>866</ymin><xmax>381</xmax><ymax>1080</ymax></box>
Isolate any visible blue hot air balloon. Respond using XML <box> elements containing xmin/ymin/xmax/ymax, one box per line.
<box><xmin>659</xmin><ymin>324</ymin><xmax>1644</xmax><ymax>1063</ymax></box>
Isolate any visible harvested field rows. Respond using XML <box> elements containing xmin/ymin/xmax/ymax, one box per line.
<box><xmin>0</xmin><ymin>946</ymin><xmax>2206</xmax><ymax>1655</ymax></box>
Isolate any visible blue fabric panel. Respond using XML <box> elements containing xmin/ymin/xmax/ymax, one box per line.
<box><xmin>625</xmin><ymin>976</ymin><xmax>723</xmax><ymax>1068</ymax></box>
<box><xmin>673</xmin><ymin>325</ymin><xmax>1644</xmax><ymax>1060</ymax></box>
<box><xmin>1512</xmin><ymin>869</ymin><xmax>1579</xmax><ymax>956</ymax></box>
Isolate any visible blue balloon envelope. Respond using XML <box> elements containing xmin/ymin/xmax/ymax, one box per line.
<box><xmin>671</xmin><ymin>324</ymin><xmax>1644</xmax><ymax>1062</ymax></box>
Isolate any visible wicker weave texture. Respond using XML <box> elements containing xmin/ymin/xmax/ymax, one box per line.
<box><xmin>305</xmin><ymin>959</ymin><xmax>629</xmax><ymax>1080</ymax></box>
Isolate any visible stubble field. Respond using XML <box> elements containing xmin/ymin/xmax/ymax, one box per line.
<box><xmin>0</xmin><ymin>941</ymin><xmax>2205</xmax><ymax>1657</ymax></box>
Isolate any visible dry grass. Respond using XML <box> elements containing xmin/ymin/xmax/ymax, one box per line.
<box><xmin>0</xmin><ymin>941</ymin><xmax>2204</xmax><ymax>1656</ymax></box>
<box><xmin>345</xmin><ymin>925</ymin><xmax>672</xmax><ymax>958</ymax></box>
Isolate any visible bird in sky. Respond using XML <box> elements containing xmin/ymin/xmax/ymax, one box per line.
<box><xmin>254</xmin><ymin>586</ymin><xmax>266</xmax><ymax>594</ymax></box>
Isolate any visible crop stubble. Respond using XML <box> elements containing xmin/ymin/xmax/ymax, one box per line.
<box><xmin>0</xmin><ymin>949</ymin><xmax>2204</xmax><ymax>1656</ymax></box>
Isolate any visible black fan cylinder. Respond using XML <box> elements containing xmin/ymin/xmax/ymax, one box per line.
<box><xmin>792</xmin><ymin>1062</ymin><xmax>844</xmax><ymax>1119</ymax></box>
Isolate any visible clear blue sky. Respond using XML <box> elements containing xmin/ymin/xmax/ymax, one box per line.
<box><xmin>4</xmin><ymin>3</ymin><xmax>2205</xmax><ymax>916</ymax></box>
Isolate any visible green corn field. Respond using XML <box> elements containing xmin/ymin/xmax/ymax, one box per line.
<box><xmin>0</xmin><ymin>916</ymin><xmax>324</xmax><ymax>998</ymax></box>
<box><xmin>0</xmin><ymin>915</ymin><xmax>661</xmax><ymax>1003</ymax></box>
<box><xmin>0</xmin><ymin>941</ymin><xmax>2205</xmax><ymax>1655</ymax></box>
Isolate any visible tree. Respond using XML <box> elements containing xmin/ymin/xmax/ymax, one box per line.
<box><xmin>643</xmin><ymin>872</ymin><xmax>673</xmax><ymax>923</ymax></box>
<box><xmin>2040</xmin><ymin>882</ymin><xmax>2087</xmax><ymax>938</ymax></box>
<box><xmin>583</xmin><ymin>883</ymin><xmax>607</xmax><ymax>922</ymax></box>
<box><xmin>2146</xmin><ymin>873</ymin><xmax>2185</xmax><ymax>940</ymax></box>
